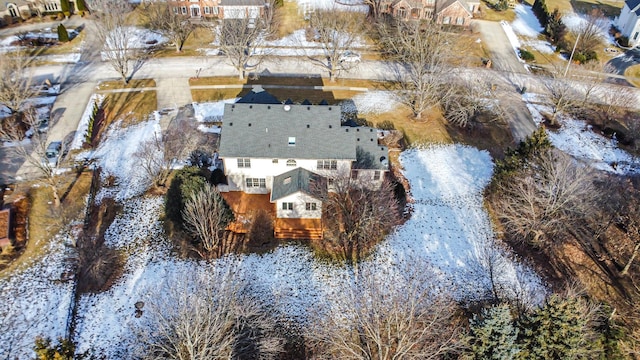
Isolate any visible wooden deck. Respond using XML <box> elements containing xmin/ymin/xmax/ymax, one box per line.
<box><xmin>221</xmin><ymin>191</ymin><xmax>323</xmax><ymax>239</ymax></box>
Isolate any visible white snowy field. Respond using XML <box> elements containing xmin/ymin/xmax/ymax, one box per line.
<box><xmin>0</xmin><ymin>231</ymin><xmax>78</xmax><ymax>359</ymax></box>
<box><xmin>524</xmin><ymin>98</ymin><xmax>640</xmax><ymax>174</ymax></box>
<box><xmin>70</xmin><ymin>144</ymin><xmax>544</xmax><ymax>358</ymax></box>
<box><xmin>104</xmin><ymin>27</ymin><xmax>167</xmax><ymax>51</ymax></box>
<box><xmin>508</xmin><ymin>4</ymin><xmax>559</xmax><ymax>55</ymax></box>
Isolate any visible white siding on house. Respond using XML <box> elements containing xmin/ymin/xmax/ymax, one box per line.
<box><xmin>276</xmin><ymin>192</ymin><xmax>322</xmax><ymax>219</ymax></box>
<box><xmin>223</xmin><ymin>157</ymin><xmax>351</xmax><ymax>192</ymax></box>
<box><xmin>617</xmin><ymin>3</ymin><xmax>640</xmax><ymax>46</ymax></box>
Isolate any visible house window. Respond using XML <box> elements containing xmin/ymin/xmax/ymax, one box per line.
<box><xmin>410</xmin><ymin>8</ymin><xmax>420</xmax><ymax>19</ymax></box>
<box><xmin>44</xmin><ymin>2</ymin><xmax>59</xmax><ymax>11</ymax></box>
<box><xmin>456</xmin><ymin>17</ymin><xmax>464</xmax><ymax>25</ymax></box>
<box><xmin>245</xmin><ymin>178</ymin><xmax>266</xmax><ymax>188</ymax></box>
<box><xmin>305</xmin><ymin>202</ymin><xmax>317</xmax><ymax>211</ymax></box>
<box><xmin>396</xmin><ymin>7</ymin><xmax>406</xmax><ymax>18</ymax></box>
<box><xmin>173</xmin><ymin>7</ymin><xmax>179</xmax><ymax>14</ymax></box>
<box><xmin>212</xmin><ymin>6</ymin><xmax>219</xmax><ymax>15</ymax></box>
<box><xmin>272</xmin><ymin>159</ymin><xmax>279</xmax><ymax>164</ymax></box>
<box><xmin>317</xmin><ymin>160</ymin><xmax>337</xmax><ymax>170</ymax></box>
<box><xmin>634</xmin><ymin>32</ymin><xmax>639</xmax><ymax>41</ymax></box>
<box><xmin>286</xmin><ymin>159</ymin><xmax>297</xmax><ymax>167</ymax></box>
<box><xmin>181</xmin><ymin>6</ymin><xmax>187</xmax><ymax>14</ymax></box>
<box><xmin>282</xmin><ymin>202</ymin><xmax>293</xmax><ymax>210</ymax></box>
<box><xmin>373</xmin><ymin>171</ymin><xmax>381</xmax><ymax>180</ymax></box>
<box><xmin>8</xmin><ymin>5</ymin><xmax>18</xmax><ymax>17</ymax></box>
<box><xmin>288</xmin><ymin>137</ymin><xmax>296</xmax><ymax>146</ymax></box>
<box><xmin>351</xmin><ymin>170</ymin><xmax>358</xmax><ymax>179</ymax></box>
<box><xmin>237</xmin><ymin>158</ymin><xmax>251</xmax><ymax>168</ymax></box>
<box><xmin>442</xmin><ymin>16</ymin><xmax>451</xmax><ymax>24</ymax></box>
<box><xmin>425</xmin><ymin>0</ymin><xmax>435</xmax><ymax>5</ymax></box>
<box><xmin>204</xmin><ymin>6</ymin><xmax>210</xmax><ymax>14</ymax></box>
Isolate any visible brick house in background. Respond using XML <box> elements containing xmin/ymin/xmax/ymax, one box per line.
<box><xmin>1</xmin><ymin>0</ymin><xmax>76</xmax><ymax>26</ymax></box>
<box><xmin>382</xmin><ymin>0</ymin><xmax>478</xmax><ymax>26</ymax></box>
<box><xmin>167</xmin><ymin>0</ymin><xmax>266</xmax><ymax>19</ymax></box>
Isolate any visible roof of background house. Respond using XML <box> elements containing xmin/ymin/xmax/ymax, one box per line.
<box><xmin>219</xmin><ymin>103</ymin><xmax>358</xmax><ymax>160</ymax></box>
<box><xmin>270</xmin><ymin>167</ymin><xmax>321</xmax><ymax>201</ymax></box>
<box><xmin>437</xmin><ymin>0</ymin><xmax>472</xmax><ymax>14</ymax></box>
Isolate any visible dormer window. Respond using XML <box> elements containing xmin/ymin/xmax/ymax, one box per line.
<box><xmin>288</xmin><ymin>137</ymin><xmax>296</xmax><ymax>146</ymax></box>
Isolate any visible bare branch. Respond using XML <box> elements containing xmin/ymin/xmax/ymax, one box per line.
<box><xmin>143</xmin><ymin>3</ymin><xmax>196</xmax><ymax>53</ymax></box>
<box><xmin>0</xmin><ymin>51</ymin><xmax>37</xmax><ymax>115</ymax></box>
<box><xmin>218</xmin><ymin>18</ymin><xmax>268</xmax><ymax>80</ymax></box>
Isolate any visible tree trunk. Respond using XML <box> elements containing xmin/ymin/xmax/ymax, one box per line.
<box><xmin>175</xmin><ymin>42</ymin><xmax>181</xmax><ymax>53</ymax></box>
<box><xmin>621</xmin><ymin>241</ymin><xmax>640</xmax><ymax>275</ymax></box>
<box><xmin>238</xmin><ymin>69</ymin><xmax>245</xmax><ymax>80</ymax></box>
<box><xmin>48</xmin><ymin>177</ymin><xmax>61</xmax><ymax>207</ymax></box>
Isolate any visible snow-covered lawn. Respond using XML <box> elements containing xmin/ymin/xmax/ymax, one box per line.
<box><xmin>0</xmin><ymin>231</ymin><xmax>77</xmax><ymax>359</ymax></box>
<box><xmin>104</xmin><ymin>27</ymin><xmax>167</xmax><ymax>50</ymax></box>
<box><xmin>193</xmin><ymin>98</ymin><xmax>239</xmax><ymax>122</ymax></box>
<box><xmin>511</xmin><ymin>4</ymin><xmax>544</xmax><ymax>38</ymax></box>
<box><xmin>341</xmin><ymin>90</ymin><xmax>399</xmax><ymax>115</ymax></box>
<box><xmin>525</xmin><ymin>98</ymin><xmax>640</xmax><ymax>174</ymax></box>
<box><xmin>71</xmin><ymin>144</ymin><xmax>544</xmax><ymax>358</ymax></box>
<box><xmin>80</xmin><ymin>117</ymin><xmax>162</xmax><ymax>202</ymax></box>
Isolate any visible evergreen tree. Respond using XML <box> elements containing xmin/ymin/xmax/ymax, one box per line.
<box><xmin>545</xmin><ymin>8</ymin><xmax>568</xmax><ymax>48</ymax></box>
<box><xmin>518</xmin><ymin>295</ymin><xmax>601</xmax><ymax>359</ymax></box>
<box><xmin>532</xmin><ymin>0</ymin><xmax>549</xmax><ymax>26</ymax></box>
<box><xmin>467</xmin><ymin>304</ymin><xmax>520</xmax><ymax>359</ymax></box>
<box><xmin>57</xmin><ymin>23</ymin><xmax>69</xmax><ymax>42</ymax></box>
<box><xmin>76</xmin><ymin>0</ymin><xmax>87</xmax><ymax>15</ymax></box>
<box><xmin>165</xmin><ymin>166</ymin><xmax>207</xmax><ymax>227</ymax></box>
<box><xmin>60</xmin><ymin>0</ymin><xmax>70</xmax><ymax>17</ymax></box>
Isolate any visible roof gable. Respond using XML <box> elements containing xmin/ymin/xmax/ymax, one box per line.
<box><xmin>626</xmin><ymin>0</ymin><xmax>640</xmax><ymax>12</ymax></box>
<box><xmin>270</xmin><ymin>167</ymin><xmax>322</xmax><ymax>201</ymax></box>
<box><xmin>438</xmin><ymin>0</ymin><xmax>472</xmax><ymax>14</ymax></box>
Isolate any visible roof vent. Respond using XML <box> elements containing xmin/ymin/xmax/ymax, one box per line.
<box><xmin>249</xmin><ymin>105</ymin><xmax>253</xmax><ymax>109</ymax></box>
<box><xmin>231</xmin><ymin>104</ymin><xmax>235</xmax><ymax>109</ymax></box>
<box><xmin>248</xmin><ymin>123</ymin><xmax>252</xmax><ymax>127</ymax></box>
<box><xmin>329</xmin><ymin>125</ymin><xmax>332</xmax><ymax>129</ymax></box>
<box><xmin>306</xmin><ymin>124</ymin><xmax>310</xmax><ymax>128</ymax></box>
<box><xmin>307</xmin><ymin>106</ymin><xmax>310</xmax><ymax>110</ymax></box>
<box><xmin>284</xmin><ymin>104</ymin><xmax>291</xmax><ymax>111</ymax></box>
<box><xmin>267</xmin><ymin>105</ymin><xmax>271</xmax><ymax>109</ymax></box>
<box><xmin>328</xmin><ymin>107</ymin><xmax>332</xmax><ymax>110</ymax></box>
<box><xmin>229</xmin><ymin>122</ymin><xmax>233</xmax><ymax>126</ymax></box>
<box><xmin>284</xmin><ymin>176</ymin><xmax>292</xmax><ymax>185</ymax></box>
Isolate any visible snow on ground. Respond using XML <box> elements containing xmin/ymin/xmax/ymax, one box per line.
<box><xmin>85</xmin><ymin>117</ymin><xmax>162</xmax><ymax>202</ymax></box>
<box><xmin>341</xmin><ymin>91</ymin><xmax>399</xmax><ymax>115</ymax></box>
<box><xmin>70</xmin><ymin>94</ymin><xmax>105</xmax><ymax>150</ymax></box>
<box><xmin>294</xmin><ymin>0</ymin><xmax>368</xmax><ymax>12</ymax></box>
<box><xmin>72</xmin><ymin>144</ymin><xmax>545</xmax><ymax>358</ymax></box>
<box><xmin>562</xmin><ymin>12</ymin><xmax>612</xmax><ymax>44</ymax></box>
<box><xmin>511</xmin><ymin>4</ymin><xmax>544</xmax><ymax>37</ymax></box>
<box><xmin>0</xmin><ymin>231</ymin><xmax>77</xmax><ymax>359</ymax></box>
<box><xmin>40</xmin><ymin>53</ymin><xmax>82</xmax><ymax>63</ymax></box>
<box><xmin>193</xmin><ymin>98</ymin><xmax>239</xmax><ymax>122</ymax></box>
<box><xmin>525</xmin><ymin>99</ymin><xmax>640</xmax><ymax>174</ymax></box>
<box><xmin>501</xmin><ymin>20</ymin><xmax>523</xmax><ymax>60</ymax></box>
<box><xmin>105</xmin><ymin>27</ymin><xmax>167</xmax><ymax>50</ymax></box>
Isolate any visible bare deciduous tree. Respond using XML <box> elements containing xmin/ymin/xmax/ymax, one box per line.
<box><xmin>574</xmin><ymin>9</ymin><xmax>608</xmax><ymax>58</ymax></box>
<box><xmin>91</xmin><ymin>0</ymin><xmax>138</xmax><ymax>84</ymax></box>
<box><xmin>134</xmin><ymin>120</ymin><xmax>198</xmax><ymax>187</ymax></box>
<box><xmin>0</xmin><ymin>51</ymin><xmax>36</xmax><ymax>115</ymax></box>
<box><xmin>306</xmin><ymin>262</ymin><xmax>462</xmax><ymax>359</ymax></box>
<box><xmin>138</xmin><ymin>270</ymin><xmax>284</xmax><ymax>359</ymax></box>
<box><xmin>0</xmin><ymin>108</ymin><xmax>63</xmax><ymax>207</ymax></box>
<box><xmin>312</xmin><ymin>170</ymin><xmax>400</xmax><ymax>265</ymax></box>
<box><xmin>495</xmin><ymin>150</ymin><xmax>599</xmax><ymax>247</ymax></box>
<box><xmin>182</xmin><ymin>183</ymin><xmax>235</xmax><ymax>257</ymax></box>
<box><xmin>542</xmin><ymin>71</ymin><xmax>580</xmax><ymax>125</ymax></box>
<box><xmin>143</xmin><ymin>2</ymin><xmax>196</xmax><ymax>53</ymax></box>
<box><xmin>218</xmin><ymin>18</ymin><xmax>268</xmax><ymax>80</ymax></box>
<box><xmin>441</xmin><ymin>74</ymin><xmax>504</xmax><ymax>128</ymax></box>
<box><xmin>306</xmin><ymin>9</ymin><xmax>365</xmax><ymax>81</ymax></box>
<box><xmin>378</xmin><ymin>19</ymin><xmax>452</xmax><ymax>120</ymax></box>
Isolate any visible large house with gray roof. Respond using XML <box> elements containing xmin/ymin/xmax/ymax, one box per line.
<box><xmin>218</xmin><ymin>100</ymin><xmax>388</xmax><ymax>239</ymax></box>
<box><xmin>616</xmin><ymin>0</ymin><xmax>640</xmax><ymax>47</ymax></box>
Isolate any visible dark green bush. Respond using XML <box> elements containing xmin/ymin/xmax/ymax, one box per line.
<box><xmin>519</xmin><ymin>48</ymin><xmax>535</xmax><ymax>61</ymax></box>
<box><xmin>376</xmin><ymin>120</ymin><xmax>396</xmax><ymax>130</ymax></box>
<box><xmin>165</xmin><ymin>167</ymin><xmax>207</xmax><ymax>227</ymax></box>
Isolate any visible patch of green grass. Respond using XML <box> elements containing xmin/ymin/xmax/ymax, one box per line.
<box><xmin>478</xmin><ymin>5</ymin><xmax>516</xmax><ymax>22</ymax></box>
<box><xmin>153</xmin><ymin>26</ymin><xmax>216</xmax><ymax>57</ymax></box>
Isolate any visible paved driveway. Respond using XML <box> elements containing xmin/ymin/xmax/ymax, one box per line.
<box><xmin>474</xmin><ymin>20</ymin><xmax>527</xmax><ymax>74</ymax></box>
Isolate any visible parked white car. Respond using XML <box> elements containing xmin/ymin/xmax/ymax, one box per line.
<box><xmin>339</xmin><ymin>51</ymin><xmax>361</xmax><ymax>63</ymax></box>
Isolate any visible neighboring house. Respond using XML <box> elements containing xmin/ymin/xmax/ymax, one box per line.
<box><xmin>381</xmin><ymin>0</ymin><xmax>478</xmax><ymax>26</ymax></box>
<box><xmin>616</xmin><ymin>0</ymin><xmax>640</xmax><ymax>47</ymax></box>
<box><xmin>168</xmin><ymin>0</ymin><xmax>265</xmax><ymax>19</ymax></box>
<box><xmin>0</xmin><ymin>0</ymin><xmax>33</xmax><ymax>22</ymax></box>
<box><xmin>218</xmin><ymin>89</ymin><xmax>389</xmax><ymax>239</ymax></box>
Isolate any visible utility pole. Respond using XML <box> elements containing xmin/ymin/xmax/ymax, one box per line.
<box><xmin>564</xmin><ymin>33</ymin><xmax>580</xmax><ymax>77</ymax></box>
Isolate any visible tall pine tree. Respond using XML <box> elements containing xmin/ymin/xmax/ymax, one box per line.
<box><xmin>57</xmin><ymin>24</ymin><xmax>69</xmax><ymax>42</ymax></box>
<box><xmin>467</xmin><ymin>304</ymin><xmax>520</xmax><ymax>360</ymax></box>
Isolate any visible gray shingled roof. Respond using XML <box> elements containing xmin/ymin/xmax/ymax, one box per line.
<box><xmin>219</xmin><ymin>103</ymin><xmax>357</xmax><ymax>160</ymax></box>
<box><xmin>353</xmin><ymin>127</ymin><xmax>389</xmax><ymax>170</ymax></box>
<box><xmin>627</xmin><ymin>0</ymin><xmax>640</xmax><ymax>12</ymax></box>
<box><xmin>270</xmin><ymin>167</ymin><xmax>321</xmax><ymax>201</ymax></box>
